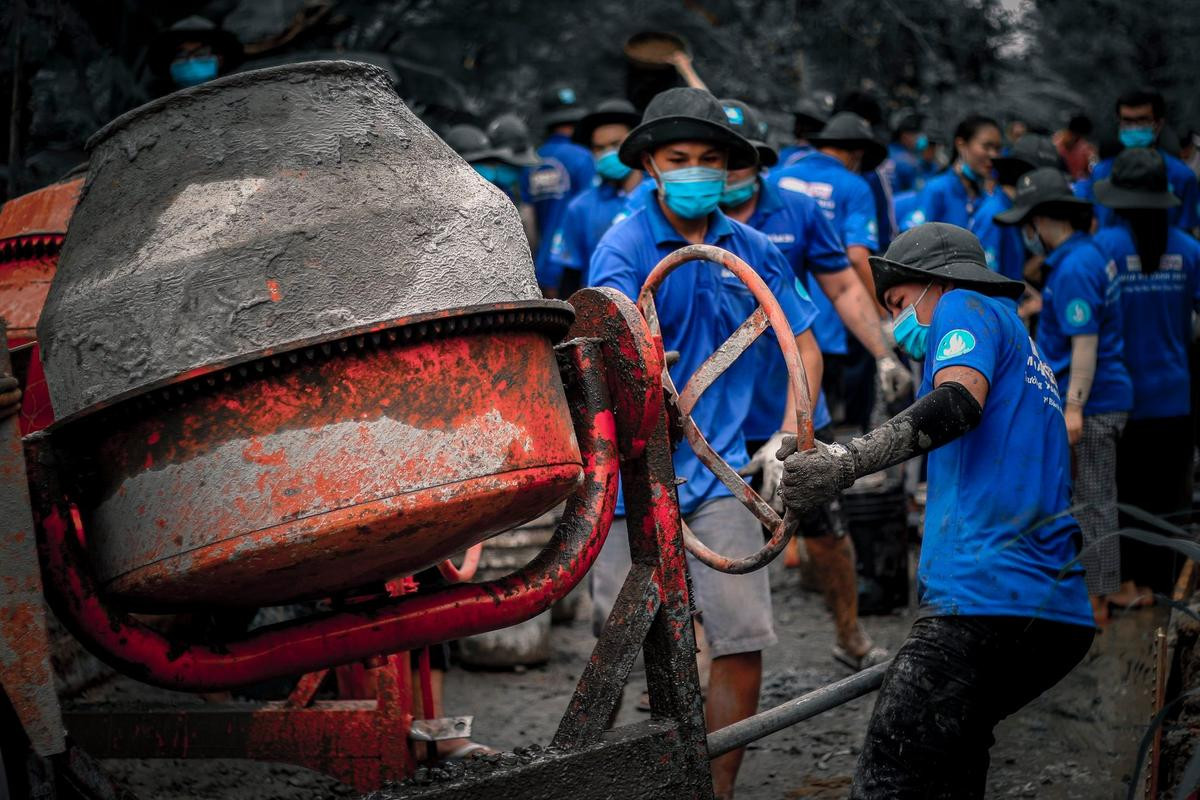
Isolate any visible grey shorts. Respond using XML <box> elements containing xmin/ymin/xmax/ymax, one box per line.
<box><xmin>589</xmin><ymin>496</ymin><xmax>777</xmax><ymax>658</ymax></box>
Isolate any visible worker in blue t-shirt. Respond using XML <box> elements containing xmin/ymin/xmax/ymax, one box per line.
<box><xmin>776</xmin><ymin>96</ymin><xmax>829</xmax><ymax>169</ymax></box>
<box><xmin>768</xmin><ymin>112</ymin><xmax>889</xmax><ymax>430</ymax></box>
<box><xmin>444</xmin><ymin>123</ymin><xmax>530</xmax><ymax>201</ymax></box>
<box><xmin>779</xmin><ymin>222</ymin><xmax>1094</xmax><ymax>797</ymax></box>
<box><xmin>1092</xmin><ymin>147</ymin><xmax>1200</xmax><ymax>603</ymax></box>
<box><xmin>902</xmin><ymin>115</ymin><xmax>1001</xmax><ymax>232</ymax></box>
<box><xmin>887</xmin><ymin>110</ymin><xmax>926</xmax><ymax>195</ymax></box>
<box><xmin>546</xmin><ymin>99</ymin><xmax>646</xmax><ymax>296</ymax></box>
<box><xmin>719</xmin><ymin>98</ymin><xmax>909</xmax><ymax>670</ymax></box>
<box><xmin>1075</xmin><ymin>88</ymin><xmax>1200</xmax><ymax>233</ymax></box>
<box><xmin>586</xmin><ymin>87</ymin><xmax>824</xmax><ymax>800</ymax></box>
<box><xmin>994</xmin><ymin>168</ymin><xmax>1133</xmax><ymax>624</ymax></box>
<box><xmin>526</xmin><ymin>84</ymin><xmax>595</xmax><ymax>294</ymax></box>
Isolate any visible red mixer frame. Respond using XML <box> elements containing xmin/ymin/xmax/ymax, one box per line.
<box><xmin>1</xmin><ymin>246</ymin><xmax>887</xmax><ymax>799</ymax></box>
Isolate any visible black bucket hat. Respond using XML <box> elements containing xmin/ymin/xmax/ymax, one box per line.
<box><xmin>992</xmin><ymin>134</ymin><xmax>1061</xmax><ymax>184</ymax></box>
<box><xmin>149</xmin><ymin>15</ymin><xmax>243</xmax><ymax>76</ymax></box>
<box><xmin>618</xmin><ymin>87</ymin><xmax>758</xmax><ymax>170</ymax></box>
<box><xmin>572</xmin><ymin>99</ymin><xmax>641</xmax><ymax>146</ymax></box>
<box><xmin>541</xmin><ymin>84</ymin><xmax>587</xmax><ymax>128</ymax></box>
<box><xmin>486</xmin><ymin>113</ymin><xmax>540</xmax><ymax>167</ymax></box>
<box><xmin>1094</xmin><ymin>148</ymin><xmax>1182</xmax><ymax>210</ymax></box>
<box><xmin>720</xmin><ymin>98</ymin><xmax>778</xmax><ymax>167</ymax></box>
<box><xmin>792</xmin><ymin>97</ymin><xmax>830</xmax><ymax>132</ymax></box>
<box><xmin>443</xmin><ymin>124</ymin><xmax>521</xmax><ymax>166</ymax></box>
<box><xmin>870</xmin><ymin>222</ymin><xmax>1026</xmax><ymax>305</ymax></box>
<box><xmin>809</xmin><ymin>112</ymin><xmax>888</xmax><ymax>172</ymax></box>
<box><xmin>993</xmin><ymin>167</ymin><xmax>1092</xmax><ymax>225</ymax></box>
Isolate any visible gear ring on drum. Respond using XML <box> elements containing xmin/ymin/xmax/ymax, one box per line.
<box><xmin>637</xmin><ymin>244</ymin><xmax>815</xmax><ymax>574</ymax></box>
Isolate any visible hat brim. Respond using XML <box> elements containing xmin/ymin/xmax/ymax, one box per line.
<box><xmin>809</xmin><ymin>137</ymin><xmax>887</xmax><ymax>172</ymax></box>
<box><xmin>498</xmin><ymin>145</ymin><xmax>540</xmax><ymax>167</ymax></box>
<box><xmin>463</xmin><ymin>146</ymin><xmax>521</xmax><ymax>166</ymax></box>
<box><xmin>751</xmin><ymin>140</ymin><xmax>778</xmax><ymax>167</ymax></box>
<box><xmin>992</xmin><ymin>156</ymin><xmax>1035</xmax><ymax>179</ymax></box>
<box><xmin>1093</xmin><ymin>178</ymin><xmax>1182</xmax><ymax>210</ymax></box>
<box><xmin>572</xmin><ymin>110</ymin><xmax>642</xmax><ymax>145</ymax></box>
<box><xmin>544</xmin><ymin>107</ymin><xmax>588</xmax><ymax>128</ymax></box>
<box><xmin>993</xmin><ymin>195</ymin><xmax>1091</xmax><ymax>226</ymax></box>
<box><xmin>619</xmin><ymin>116</ymin><xmax>758</xmax><ymax>170</ymax></box>
<box><xmin>149</xmin><ymin>29</ymin><xmax>243</xmax><ymax>75</ymax></box>
<box><xmin>869</xmin><ymin>254</ymin><xmax>1026</xmax><ymax>306</ymax></box>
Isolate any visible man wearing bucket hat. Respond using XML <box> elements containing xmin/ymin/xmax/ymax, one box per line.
<box><xmin>528</xmin><ymin>85</ymin><xmax>596</xmax><ymax>294</ymax></box>
<box><xmin>719</xmin><ymin>97</ymin><xmax>900</xmax><ymax>670</ymax></box>
<box><xmin>970</xmin><ymin>133</ymin><xmax>1063</xmax><ymax>289</ymax></box>
<box><xmin>586</xmin><ymin>86</ymin><xmax>825</xmax><ymax>800</ymax></box>
<box><xmin>1093</xmin><ymin>148</ymin><xmax>1200</xmax><ymax>605</ymax></box>
<box><xmin>444</xmin><ymin>123</ymin><xmax>529</xmax><ymax>200</ymax></box>
<box><xmin>778</xmin><ymin>222</ymin><xmax>1095</xmax><ymax>797</ymax></box>
<box><xmin>149</xmin><ymin>15</ymin><xmax>243</xmax><ymax>91</ymax></box>
<box><xmin>994</xmin><ymin>168</ymin><xmax>1133</xmax><ymax>623</ymax></box>
<box><xmin>778</xmin><ymin>95</ymin><xmax>832</xmax><ymax>168</ymax></box>
<box><xmin>768</xmin><ymin>112</ymin><xmax>889</xmax><ymax>432</ymax></box>
<box><xmin>1076</xmin><ymin>88</ymin><xmax>1200</xmax><ymax>233</ymax></box>
<box><xmin>546</xmin><ymin>99</ymin><xmax>649</xmax><ymax>295</ymax></box>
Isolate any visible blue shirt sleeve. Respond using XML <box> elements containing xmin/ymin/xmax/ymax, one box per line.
<box><xmin>842</xmin><ymin>179</ymin><xmax>879</xmax><ymax>251</ymax></box>
<box><xmin>927</xmin><ymin>291</ymin><xmax>1001</xmax><ymax>385</ymax></box>
<box><xmin>802</xmin><ymin>203</ymin><xmax>849</xmax><ymax>274</ymax></box>
<box><xmin>1052</xmin><ymin>258</ymin><xmax>1103</xmax><ymax>336</ymax></box>
<box><xmin>548</xmin><ymin>201</ymin><xmax>587</xmax><ymax>275</ymax></box>
<box><xmin>1175</xmin><ymin>167</ymin><xmax>1200</xmax><ymax>230</ymax></box>
<box><xmin>587</xmin><ymin>241</ymin><xmax>642</xmax><ymax>299</ymax></box>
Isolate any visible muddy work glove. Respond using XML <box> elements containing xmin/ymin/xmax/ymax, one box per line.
<box><xmin>0</xmin><ymin>376</ymin><xmax>20</xmax><ymax>421</ymax></box>
<box><xmin>875</xmin><ymin>353</ymin><xmax>911</xmax><ymax>404</ymax></box>
<box><xmin>777</xmin><ymin>438</ymin><xmax>857</xmax><ymax>514</ymax></box>
<box><xmin>738</xmin><ymin>430</ymin><xmax>790</xmax><ymax>512</ymax></box>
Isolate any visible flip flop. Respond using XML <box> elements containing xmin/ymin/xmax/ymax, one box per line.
<box><xmin>441</xmin><ymin>741</ymin><xmax>497</xmax><ymax>761</ymax></box>
<box><xmin>832</xmin><ymin>644</ymin><xmax>889</xmax><ymax>672</ymax></box>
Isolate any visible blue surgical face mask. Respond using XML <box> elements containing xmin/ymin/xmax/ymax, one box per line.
<box><xmin>1022</xmin><ymin>224</ymin><xmax>1046</xmax><ymax>257</ymax></box>
<box><xmin>652</xmin><ymin>164</ymin><xmax>727</xmax><ymax>220</ymax></box>
<box><xmin>719</xmin><ymin>175</ymin><xmax>759</xmax><ymax>208</ymax></box>
<box><xmin>473</xmin><ymin>163</ymin><xmax>498</xmax><ymax>183</ymax></box>
<box><xmin>893</xmin><ymin>283</ymin><xmax>933</xmax><ymax>360</ymax></box>
<box><xmin>595</xmin><ymin>149</ymin><xmax>632</xmax><ymax>181</ymax></box>
<box><xmin>474</xmin><ymin>162</ymin><xmax>520</xmax><ymax>190</ymax></box>
<box><xmin>915</xmin><ymin>134</ymin><xmax>929</xmax><ymax>152</ymax></box>
<box><xmin>1119</xmin><ymin>126</ymin><xmax>1156</xmax><ymax>149</ymax></box>
<box><xmin>170</xmin><ymin>56</ymin><xmax>219</xmax><ymax>88</ymax></box>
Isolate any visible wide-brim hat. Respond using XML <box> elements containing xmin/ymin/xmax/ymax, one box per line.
<box><xmin>994</xmin><ymin>167</ymin><xmax>1091</xmax><ymax>225</ymax></box>
<box><xmin>541</xmin><ymin>84</ymin><xmax>587</xmax><ymax>128</ymax></box>
<box><xmin>870</xmin><ymin>222</ymin><xmax>1026</xmax><ymax>305</ymax></box>
<box><xmin>443</xmin><ymin>124</ymin><xmax>523</xmax><ymax>166</ymax></box>
<box><xmin>486</xmin><ymin>113</ymin><xmax>541</xmax><ymax>167</ymax></box>
<box><xmin>809</xmin><ymin>112</ymin><xmax>888</xmax><ymax>172</ymax></box>
<box><xmin>572</xmin><ymin>99</ymin><xmax>642</xmax><ymax>146</ymax></box>
<box><xmin>992</xmin><ymin>133</ymin><xmax>1061</xmax><ymax>183</ymax></box>
<box><xmin>618</xmin><ymin>87</ymin><xmax>758</xmax><ymax>170</ymax></box>
<box><xmin>719</xmin><ymin>98</ymin><xmax>777</xmax><ymax>167</ymax></box>
<box><xmin>1094</xmin><ymin>147</ymin><xmax>1182</xmax><ymax>210</ymax></box>
<box><xmin>792</xmin><ymin>97</ymin><xmax>830</xmax><ymax>131</ymax></box>
<box><xmin>149</xmin><ymin>15</ymin><xmax>243</xmax><ymax>75</ymax></box>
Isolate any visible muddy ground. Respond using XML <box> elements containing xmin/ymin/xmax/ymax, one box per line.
<box><xmin>86</xmin><ymin>551</ymin><xmax>1172</xmax><ymax>800</ymax></box>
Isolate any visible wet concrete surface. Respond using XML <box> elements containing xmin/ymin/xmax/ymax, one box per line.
<box><xmin>91</xmin><ymin>554</ymin><xmax>1168</xmax><ymax>799</ymax></box>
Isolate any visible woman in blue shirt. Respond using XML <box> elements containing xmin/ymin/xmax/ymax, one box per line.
<box><xmin>995</xmin><ymin>168</ymin><xmax>1133</xmax><ymax>623</ymax></box>
<box><xmin>902</xmin><ymin>115</ymin><xmax>1001</xmax><ymax>231</ymax></box>
<box><xmin>779</xmin><ymin>222</ymin><xmax>1094</xmax><ymax>797</ymax></box>
<box><xmin>1093</xmin><ymin>148</ymin><xmax>1200</xmax><ymax>604</ymax></box>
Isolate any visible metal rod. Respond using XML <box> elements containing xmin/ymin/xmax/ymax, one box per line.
<box><xmin>706</xmin><ymin>660</ymin><xmax>891</xmax><ymax>759</ymax></box>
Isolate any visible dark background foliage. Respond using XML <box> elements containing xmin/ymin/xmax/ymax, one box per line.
<box><xmin>2</xmin><ymin>0</ymin><xmax>1199</xmax><ymax>199</ymax></box>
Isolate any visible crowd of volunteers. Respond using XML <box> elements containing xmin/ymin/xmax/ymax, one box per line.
<box><xmin>441</xmin><ymin>77</ymin><xmax>1200</xmax><ymax>798</ymax></box>
<box><xmin>71</xmin><ymin>21</ymin><xmax>1200</xmax><ymax>800</ymax></box>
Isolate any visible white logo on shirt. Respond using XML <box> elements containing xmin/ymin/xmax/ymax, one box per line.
<box><xmin>778</xmin><ymin>177</ymin><xmax>834</xmax><ymax>201</ymax></box>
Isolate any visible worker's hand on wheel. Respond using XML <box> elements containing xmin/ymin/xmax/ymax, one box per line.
<box><xmin>1064</xmin><ymin>404</ymin><xmax>1083</xmax><ymax>446</ymax></box>
<box><xmin>737</xmin><ymin>430</ymin><xmax>789</xmax><ymax>513</ymax></box>
<box><xmin>779</xmin><ymin>439</ymin><xmax>857</xmax><ymax>514</ymax></box>
<box><xmin>875</xmin><ymin>353</ymin><xmax>911</xmax><ymax>404</ymax></box>
<box><xmin>0</xmin><ymin>375</ymin><xmax>21</xmax><ymax>422</ymax></box>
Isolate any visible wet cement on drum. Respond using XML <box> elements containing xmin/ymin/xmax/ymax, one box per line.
<box><xmin>89</xmin><ymin>554</ymin><xmax>1164</xmax><ymax>799</ymax></box>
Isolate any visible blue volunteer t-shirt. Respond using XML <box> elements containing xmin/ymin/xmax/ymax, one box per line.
<box><xmin>1078</xmin><ymin>148</ymin><xmax>1200</xmax><ymax>231</ymax></box>
<box><xmin>776</xmin><ymin>144</ymin><xmax>815</xmax><ymax>169</ymax></box>
<box><xmin>1093</xmin><ymin>223</ymin><xmax>1200</xmax><ymax>419</ymax></box>
<box><xmin>740</xmin><ymin>179</ymin><xmax>845</xmax><ymax>439</ymax></box>
<box><xmin>769</xmin><ymin>151</ymin><xmax>879</xmax><ymax>355</ymax></box>
<box><xmin>903</xmin><ymin>169</ymin><xmax>990</xmax><ymax>231</ymax></box>
<box><xmin>548</xmin><ymin>178</ymin><xmax>647</xmax><ymax>286</ymax></box>
<box><xmin>1036</xmin><ymin>233</ymin><xmax>1133</xmax><ymax>415</ymax></box>
<box><xmin>918</xmin><ymin>289</ymin><xmax>1092</xmax><ymax>627</ymax></box>
<box><xmin>525</xmin><ymin>133</ymin><xmax>596</xmax><ymax>290</ymax></box>
<box><xmin>970</xmin><ymin>190</ymin><xmax>1027</xmax><ymax>282</ymax></box>
<box><xmin>888</xmin><ymin>143</ymin><xmax>920</xmax><ymax>194</ymax></box>
<box><xmin>588</xmin><ymin>195</ymin><xmax>819</xmax><ymax>515</ymax></box>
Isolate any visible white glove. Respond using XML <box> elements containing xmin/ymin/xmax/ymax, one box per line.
<box><xmin>876</xmin><ymin>353</ymin><xmax>912</xmax><ymax>404</ymax></box>
<box><xmin>738</xmin><ymin>430</ymin><xmax>790</xmax><ymax>513</ymax></box>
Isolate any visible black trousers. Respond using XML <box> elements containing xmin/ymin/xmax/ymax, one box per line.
<box><xmin>850</xmin><ymin>615</ymin><xmax>1094</xmax><ymax>799</ymax></box>
<box><xmin>1116</xmin><ymin>415</ymin><xmax>1193</xmax><ymax>594</ymax></box>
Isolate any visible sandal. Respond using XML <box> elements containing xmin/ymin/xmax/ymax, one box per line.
<box><xmin>832</xmin><ymin>643</ymin><xmax>889</xmax><ymax>672</ymax></box>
